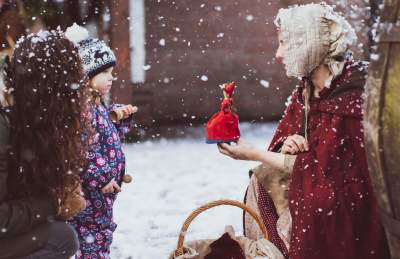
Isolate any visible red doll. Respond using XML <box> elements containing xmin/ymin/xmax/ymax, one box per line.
<box><xmin>206</xmin><ymin>82</ymin><xmax>241</xmax><ymax>144</ymax></box>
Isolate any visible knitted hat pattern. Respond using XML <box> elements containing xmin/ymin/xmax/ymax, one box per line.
<box><xmin>65</xmin><ymin>23</ymin><xmax>116</xmax><ymax>78</ymax></box>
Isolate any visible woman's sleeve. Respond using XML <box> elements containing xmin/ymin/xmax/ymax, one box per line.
<box><xmin>283</xmin><ymin>154</ymin><xmax>297</xmax><ymax>174</ymax></box>
<box><xmin>0</xmin><ymin>112</ymin><xmax>56</xmax><ymax>238</ymax></box>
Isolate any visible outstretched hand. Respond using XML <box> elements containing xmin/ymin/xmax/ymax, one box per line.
<box><xmin>217</xmin><ymin>139</ymin><xmax>262</xmax><ymax>161</ymax></box>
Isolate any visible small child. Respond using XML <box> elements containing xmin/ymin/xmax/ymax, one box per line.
<box><xmin>65</xmin><ymin>24</ymin><xmax>137</xmax><ymax>258</ymax></box>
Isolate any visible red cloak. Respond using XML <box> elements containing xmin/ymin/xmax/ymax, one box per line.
<box><xmin>266</xmin><ymin>61</ymin><xmax>389</xmax><ymax>259</ymax></box>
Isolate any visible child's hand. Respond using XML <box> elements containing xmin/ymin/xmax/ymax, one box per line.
<box><xmin>109</xmin><ymin>105</ymin><xmax>138</xmax><ymax>122</ymax></box>
<box><xmin>101</xmin><ymin>179</ymin><xmax>121</xmax><ymax>194</ymax></box>
<box><xmin>120</xmin><ymin>105</ymin><xmax>138</xmax><ymax>119</ymax></box>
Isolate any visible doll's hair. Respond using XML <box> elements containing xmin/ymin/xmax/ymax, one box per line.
<box><xmin>5</xmin><ymin>30</ymin><xmax>92</xmax><ymax>201</ymax></box>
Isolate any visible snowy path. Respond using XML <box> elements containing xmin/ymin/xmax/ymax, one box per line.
<box><xmin>111</xmin><ymin>123</ymin><xmax>277</xmax><ymax>259</ymax></box>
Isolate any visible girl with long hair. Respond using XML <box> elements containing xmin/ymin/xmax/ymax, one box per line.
<box><xmin>0</xmin><ymin>29</ymin><xmax>91</xmax><ymax>258</ymax></box>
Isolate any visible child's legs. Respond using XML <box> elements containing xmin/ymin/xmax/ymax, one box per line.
<box><xmin>72</xmin><ymin>193</ymin><xmax>117</xmax><ymax>258</ymax></box>
<box><xmin>75</xmin><ymin>227</ymin><xmax>114</xmax><ymax>259</ymax></box>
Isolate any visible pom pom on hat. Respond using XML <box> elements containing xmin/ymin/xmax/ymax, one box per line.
<box><xmin>65</xmin><ymin>23</ymin><xmax>89</xmax><ymax>46</ymax></box>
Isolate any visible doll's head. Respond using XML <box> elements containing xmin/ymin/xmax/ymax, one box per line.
<box><xmin>221</xmin><ymin>82</ymin><xmax>236</xmax><ymax>99</ymax></box>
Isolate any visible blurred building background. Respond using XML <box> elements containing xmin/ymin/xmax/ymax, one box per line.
<box><xmin>0</xmin><ymin>0</ymin><xmax>381</xmax><ymax>136</ymax></box>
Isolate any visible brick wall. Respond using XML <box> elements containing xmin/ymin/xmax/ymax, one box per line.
<box><xmin>110</xmin><ymin>0</ymin><xmax>370</xmax><ymax>126</ymax></box>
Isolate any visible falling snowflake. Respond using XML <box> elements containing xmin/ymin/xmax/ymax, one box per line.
<box><xmin>260</xmin><ymin>80</ymin><xmax>270</xmax><ymax>88</ymax></box>
<box><xmin>246</xmin><ymin>15</ymin><xmax>254</xmax><ymax>21</ymax></box>
<box><xmin>70</xmin><ymin>83</ymin><xmax>80</xmax><ymax>90</ymax></box>
<box><xmin>214</xmin><ymin>6</ymin><xmax>222</xmax><ymax>11</ymax></box>
<box><xmin>200</xmin><ymin>75</ymin><xmax>208</xmax><ymax>81</ymax></box>
<box><xmin>163</xmin><ymin>77</ymin><xmax>170</xmax><ymax>84</ymax></box>
<box><xmin>143</xmin><ymin>65</ymin><xmax>151</xmax><ymax>71</ymax></box>
<box><xmin>370</xmin><ymin>53</ymin><xmax>379</xmax><ymax>61</ymax></box>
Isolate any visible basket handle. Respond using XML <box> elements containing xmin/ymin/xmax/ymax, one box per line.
<box><xmin>173</xmin><ymin>199</ymin><xmax>269</xmax><ymax>257</ymax></box>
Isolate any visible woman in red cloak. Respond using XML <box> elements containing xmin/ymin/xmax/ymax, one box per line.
<box><xmin>218</xmin><ymin>3</ymin><xmax>389</xmax><ymax>259</ymax></box>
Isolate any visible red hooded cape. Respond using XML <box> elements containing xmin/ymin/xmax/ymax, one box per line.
<box><xmin>265</xmin><ymin>62</ymin><xmax>389</xmax><ymax>259</ymax></box>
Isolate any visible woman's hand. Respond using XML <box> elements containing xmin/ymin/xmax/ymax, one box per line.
<box><xmin>281</xmin><ymin>134</ymin><xmax>309</xmax><ymax>154</ymax></box>
<box><xmin>101</xmin><ymin>179</ymin><xmax>121</xmax><ymax>194</ymax></box>
<box><xmin>218</xmin><ymin>139</ymin><xmax>263</xmax><ymax>161</ymax></box>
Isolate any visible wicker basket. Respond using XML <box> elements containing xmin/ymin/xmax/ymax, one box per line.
<box><xmin>172</xmin><ymin>199</ymin><xmax>283</xmax><ymax>259</ymax></box>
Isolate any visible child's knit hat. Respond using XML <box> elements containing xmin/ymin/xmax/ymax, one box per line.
<box><xmin>65</xmin><ymin>23</ymin><xmax>116</xmax><ymax>78</ymax></box>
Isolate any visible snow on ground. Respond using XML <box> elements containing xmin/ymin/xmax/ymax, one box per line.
<box><xmin>111</xmin><ymin>122</ymin><xmax>277</xmax><ymax>259</ymax></box>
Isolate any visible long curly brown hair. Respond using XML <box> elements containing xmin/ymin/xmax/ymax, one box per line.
<box><xmin>5</xmin><ymin>30</ymin><xmax>91</xmax><ymax>201</ymax></box>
